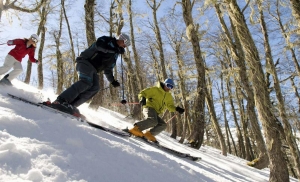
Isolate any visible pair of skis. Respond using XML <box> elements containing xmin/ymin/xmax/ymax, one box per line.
<box><xmin>7</xmin><ymin>93</ymin><xmax>201</xmax><ymax>161</ymax></box>
<box><xmin>122</xmin><ymin>128</ymin><xmax>201</xmax><ymax>161</ymax></box>
<box><xmin>7</xmin><ymin>93</ymin><xmax>130</xmax><ymax>137</ymax></box>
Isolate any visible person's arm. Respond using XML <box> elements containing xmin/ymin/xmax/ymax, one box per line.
<box><xmin>28</xmin><ymin>48</ymin><xmax>38</xmax><ymax>63</ymax></box>
<box><xmin>7</xmin><ymin>39</ymin><xmax>23</xmax><ymax>46</ymax></box>
<box><xmin>166</xmin><ymin>94</ymin><xmax>177</xmax><ymax>112</ymax></box>
<box><xmin>138</xmin><ymin>88</ymin><xmax>151</xmax><ymax>106</ymax></box>
<box><xmin>104</xmin><ymin>64</ymin><xmax>120</xmax><ymax>88</ymax></box>
<box><xmin>95</xmin><ymin>37</ymin><xmax>117</xmax><ymax>53</ymax></box>
<box><xmin>104</xmin><ymin>68</ymin><xmax>114</xmax><ymax>83</ymax></box>
<box><xmin>138</xmin><ymin>88</ymin><xmax>148</xmax><ymax>100</ymax></box>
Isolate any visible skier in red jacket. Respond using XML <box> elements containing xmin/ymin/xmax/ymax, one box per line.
<box><xmin>0</xmin><ymin>34</ymin><xmax>40</xmax><ymax>86</ymax></box>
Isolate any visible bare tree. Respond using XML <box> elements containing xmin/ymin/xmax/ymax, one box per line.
<box><xmin>24</xmin><ymin>0</ymin><xmax>50</xmax><ymax>89</ymax></box>
<box><xmin>290</xmin><ymin>0</ymin><xmax>300</xmax><ymax>32</ymax></box>
<box><xmin>0</xmin><ymin>0</ymin><xmax>47</xmax><ymax>21</ymax></box>
<box><xmin>124</xmin><ymin>0</ymin><xmax>142</xmax><ymax>120</ymax></box>
<box><xmin>225</xmin><ymin>0</ymin><xmax>289</xmax><ymax>180</ymax></box>
<box><xmin>61</xmin><ymin>0</ymin><xmax>77</xmax><ymax>82</ymax></box>
<box><xmin>271</xmin><ymin>0</ymin><xmax>300</xmax><ymax>77</ymax></box>
<box><xmin>214</xmin><ymin>3</ymin><xmax>268</xmax><ymax>168</ymax></box>
<box><xmin>146</xmin><ymin>0</ymin><xmax>168</xmax><ymax>79</ymax></box>
<box><xmin>179</xmin><ymin>0</ymin><xmax>208</xmax><ymax>151</ymax></box>
<box><xmin>205</xmin><ymin>76</ymin><xmax>227</xmax><ymax>155</ymax></box>
<box><xmin>52</xmin><ymin>5</ymin><xmax>64</xmax><ymax>94</ymax></box>
<box><xmin>84</xmin><ymin>0</ymin><xmax>102</xmax><ymax>109</ymax></box>
<box><xmin>258</xmin><ymin>0</ymin><xmax>300</xmax><ymax>178</ymax></box>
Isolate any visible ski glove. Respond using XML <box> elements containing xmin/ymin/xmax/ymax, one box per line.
<box><xmin>7</xmin><ymin>40</ymin><xmax>13</xmax><ymax>45</ymax></box>
<box><xmin>176</xmin><ymin>106</ymin><xmax>185</xmax><ymax>114</ymax></box>
<box><xmin>111</xmin><ymin>80</ymin><xmax>120</xmax><ymax>87</ymax></box>
<box><xmin>116</xmin><ymin>47</ymin><xmax>125</xmax><ymax>54</ymax></box>
<box><xmin>139</xmin><ymin>97</ymin><xmax>146</xmax><ymax>106</ymax></box>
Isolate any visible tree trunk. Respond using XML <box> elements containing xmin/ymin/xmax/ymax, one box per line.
<box><xmin>85</xmin><ymin>0</ymin><xmax>103</xmax><ymax>109</ymax></box>
<box><xmin>146</xmin><ymin>0</ymin><xmax>167</xmax><ymax>79</ymax></box>
<box><xmin>205</xmin><ymin>77</ymin><xmax>227</xmax><ymax>155</ymax></box>
<box><xmin>227</xmin><ymin>79</ymin><xmax>245</xmax><ymax>158</ymax></box>
<box><xmin>24</xmin><ymin>2</ymin><xmax>49</xmax><ymax>87</ymax></box>
<box><xmin>126</xmin><ymin>0</ymin><xmax>141</xmax><ymax>119</ymax></box>
<box><xmin>53</xmin><ymin>6</ymin><xmax>64</xmax><ymax>94</ymax></box>
<box><xmin>258</xmin><ymin>0</ymin><xmax>300</xmax><ymax>178</ymax></box>
<box><xmin>226</xmin><ymin>0</ymin><xmax>289</xmax><ymax>180</ymax></box>
<box><xmin>290</xmin><ymin>0</ymin><xmax>300</xmax><ymax>31</ymax></box>
<box><xmin>127</xmin><ymin>0</ymin><xmax>143</xmax><ymax>90</ymax></box>
<box><xmin>61</xmin><ymin>0</ymin><xmax>77</xmax><ymax>83</ymax></box>
<box><xmin>214</xmin><ymin>3</ymin><xmax>268</xmax><ymax>168</ymax></box>
<box><xmin>180</xmin><ymin>0</ymin><xmax>206</xmax><ymax>150</ymax></box>
<box><xmin>274</xmin><ymin>2</ymin><xmax>300</xmax><ymax>78</ymax></box>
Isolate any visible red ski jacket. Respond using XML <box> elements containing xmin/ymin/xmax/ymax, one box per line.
<box><xmin>8</xmin><ymin>39</ymin><xmax>37</xmax><ymax>63</ymax></box>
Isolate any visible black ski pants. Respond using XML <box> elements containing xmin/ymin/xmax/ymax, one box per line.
<box><xmin>59</xmin><ymin>60</ymin><xmax>100</xmax><ymax>107</ymax></box>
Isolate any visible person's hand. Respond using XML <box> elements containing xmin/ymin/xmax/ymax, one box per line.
<box><xmin>111</xmin><ymin>80</ymin><xmax>120</xmax><ymax>87</ymax></box>
<box><xmin>36</xmin><ymin>60</ymin><xmax>40</xmax><ymax>65</ymax></box>
<box><xmin>7</xmin><ymin>40</ymin><xmax>13</xmax><ymax>45</ymax></box>
<box><xmin>176</xmin><ymin>106</ymin><xmax>185</xmax><ymax>114</ymax></box>
<box><xmin>116</xmin><ymin>47</ymin><xmax>125</xmax><ymax>54</ymax></box>
<box><xmin>139</xmin><ymin>97</ymin><xmax>146</xmax><ymax>106</ymax></box>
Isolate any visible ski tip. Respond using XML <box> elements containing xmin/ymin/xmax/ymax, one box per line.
<box><xmin>122</xmin><ymin>128</ymin><xmax>132</xmax><ymax>136</ymax></box>
<box><xmin>122</xmin><ymin>128</ymin><xmax>129</xmax><ymax>132</ymax></box>
<box><xmin>193</xmin><ymin>157</ymin><xmax>201</xmax><ymax>161</ymax></box>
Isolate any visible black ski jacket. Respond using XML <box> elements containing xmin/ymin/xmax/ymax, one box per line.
<box><xmin>77</xmin><ymin>36</ymin><xmax>122</xmax><ymax>82</ymax></box>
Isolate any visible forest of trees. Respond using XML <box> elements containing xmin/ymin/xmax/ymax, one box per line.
<box><xmin>1</xmin><ymin>0</ymin><xmax>300</xmax><ymax>181</ymax></box>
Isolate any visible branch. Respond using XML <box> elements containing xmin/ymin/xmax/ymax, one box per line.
<box><xmin>8</xmin><ymin>0</ymin><xmax>47</xmax><ymax>13</ymax></box>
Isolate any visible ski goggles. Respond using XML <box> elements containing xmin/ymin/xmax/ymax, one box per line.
<box><xmin>119</xmin><ymin>34</ymin><xmax>130</xmax><ymax>47</ymax></box>
<box><xmin>31</xmin><ymin>37</ymin><xmax>38</xmax><ymax>43</ymax></box>
<box><xmin>166</xmin><ymin>83</ymin><xmax>174</xmax><ymax>90</ymax></box>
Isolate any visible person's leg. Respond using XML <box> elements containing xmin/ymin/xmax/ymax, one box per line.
<box><xmin>70</xmin><ymin>72</ymin><xmax>100</xmax><ymax>107</ymax></box>
<box><xmin>128</xmin><ymin>108</ymin><xmax>158</xmax><ymax>137</ymax></box>
<box><xmin>6</xmin><ymin>60</ymin><xmax>23</xmax><ymax>81</ymax></box>
<box><xmin>0</xmin><ymin>55</ymin><xmax>16</xmax><ymax>77</ymax></box>
<box><xmin>58</xmin><ymin>60</ymin><xmax>96</xmax><ymax>104</ymax></box>
<box><xmin>135</xmin><ymin>107</ymin><xmax>159</xmax><ymax>131</ymax></box>
<box><xmin>149</xmin><ymin>116</ymin><xmax>167</xmax><ymax>135</ymax></box>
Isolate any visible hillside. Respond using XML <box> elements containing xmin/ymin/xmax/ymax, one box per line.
<box><xmin>0</xmin><ymin>80</ymin><xmax>297</xmax><ymax>182</ymax></box>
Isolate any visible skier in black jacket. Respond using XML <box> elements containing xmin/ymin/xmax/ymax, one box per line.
<box><xmin>51</xmin><ymin>33</ymin><xmax>131</xmax><ymax>116</ymax></box>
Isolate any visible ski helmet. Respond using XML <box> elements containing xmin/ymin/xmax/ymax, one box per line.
<box><xmin>117</xmin><ymin>33</ymin><xmax>131</xmax><ymax>47</ymax></box>
<box><xmin>164</xmin><ymin>78</ymin><xmax>175</xmax><ymax>89</ymax></box>
<box><xmin>30</xmin><ymin>34</ymin><xmax>39</xmax><ymax>43</ymax></box>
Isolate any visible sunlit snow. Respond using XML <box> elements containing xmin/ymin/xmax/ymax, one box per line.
<box><xmin>0</xmin><ymin>80</ymin><xmax>297</xmax><ymax>182</ymax></box>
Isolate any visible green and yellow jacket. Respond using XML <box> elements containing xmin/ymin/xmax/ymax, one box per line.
<box><xmin>138</xmin><ymin>82</ymin><xmax>176</xmax><ymax>114</ymax></box>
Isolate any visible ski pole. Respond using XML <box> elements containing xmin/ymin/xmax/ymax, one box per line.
<box><xmin>0</xmin><ymin>43</ymin><xmax>6</xmax><ymax>45</ymax></box>
<box><xmin>111</xmin><ymin>102</ymin><xmax>139</xmax><ymax>106</ymax></box>
<box><xmin>166</xmin><ymin>114</ymin><xmax>177</xmax><ymax>123</ymax></box>
<box><xmin>120</xmin><ymin>54</ymin><xmax>127</xmax><ymax>105</ymax></box>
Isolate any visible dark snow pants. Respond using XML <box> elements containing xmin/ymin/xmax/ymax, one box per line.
<box><xmin>59</xmin><ymin>60</ymin><xmax>100</xmax><ymax>107</ymax></box>
<box><xmin>135</xmin><ymin>107</ymin><xmax>167</xmax><ymax>136</ymax></box>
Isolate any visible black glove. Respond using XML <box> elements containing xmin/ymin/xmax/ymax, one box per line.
<box><xmin>111</xmin><ymin>80</ymin><xmax>120</xmax><ymax>87</ymax></box>
<box><xmin>121</xmin><ymin>99</ymin><xmax>127</xmax><ymax>104</ymax></box>
<box><xmin>116</xmin><ymin>47</ymin><xmax>125</xmax><ymax>54</ymax></box>
<box><xmin>176</xmin><ymin>106</ymin><xmax>185</xmax><ymax>114</ymax></box>
<box><xmin>139</xmin><ymin>97</ymin><xmax>146</xmax><ymax>106</ymax></box>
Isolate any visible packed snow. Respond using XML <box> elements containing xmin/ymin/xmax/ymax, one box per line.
<box><xmin>0</xmin><ymin>80</ymin><xmax>297</xmax><ymax>182</ymax></box>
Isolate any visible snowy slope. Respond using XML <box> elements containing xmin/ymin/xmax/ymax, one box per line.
<box><xmin>0</xmin><ymin>80</ymin><xmax>297</xmax><ymax>182</ymax></box>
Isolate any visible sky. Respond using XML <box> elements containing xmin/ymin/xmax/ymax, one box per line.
<box><xmin>0</xmin><ymin>80</ymin><xmax>298</xmax><ymax>182</ymax></box>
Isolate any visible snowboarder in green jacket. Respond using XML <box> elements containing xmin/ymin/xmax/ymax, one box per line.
<box><xmin>128</xmin><ymin>78</ymin><xmax>185</xmax><ymax>142</ymax></box>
